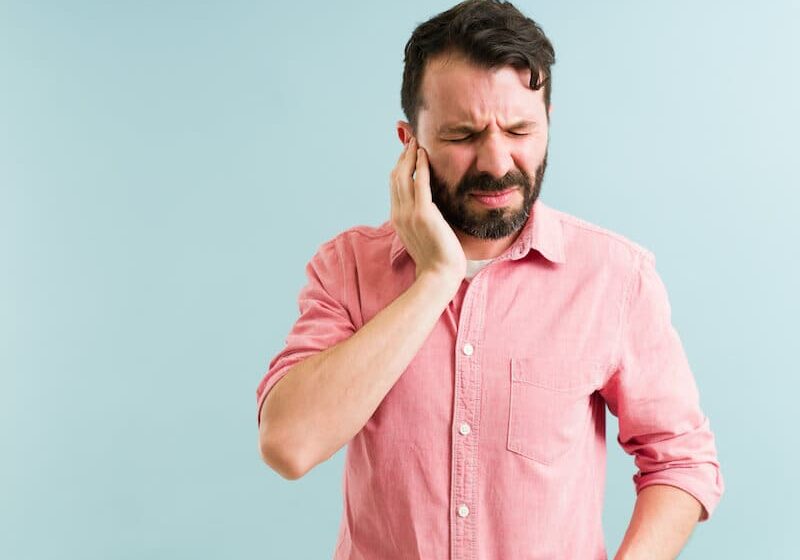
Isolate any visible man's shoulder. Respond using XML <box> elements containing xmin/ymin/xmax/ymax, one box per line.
<box><xmin>311</xmin><ymin>220</ymin><xmax>395</xmax><ymax>257</ymax></box>
<box><xmin>547</xmin><ymin>203</ymin><xmax>656</xmax><ymax>265</ymax></box>
<box><xmin>320</xmin><ymin>220</ymin><xmax>394</xmax><ymax>245</ymax></box>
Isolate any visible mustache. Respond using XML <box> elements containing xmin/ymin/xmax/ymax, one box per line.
<box><xmin>456</xmin><ymin>170</ymin><xmax>530</xmax><ymax>196</ymax></box>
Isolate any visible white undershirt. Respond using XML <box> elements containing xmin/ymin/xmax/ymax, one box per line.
<box><xmin>465</xmin><ymin>258</ymin><xmax>494</xmax><ymax>280</ymax></box>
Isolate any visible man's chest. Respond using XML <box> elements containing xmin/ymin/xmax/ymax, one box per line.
<box><xmin>356</xmin><ymin>258</ymin><xmax>619</xmax><ymax>465</ymax></box>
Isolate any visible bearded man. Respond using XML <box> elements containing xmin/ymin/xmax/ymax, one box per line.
<box><xmin>256</xmin><ymin>1</ymin><xmax>724</xmax><ymax>558</ymax></box>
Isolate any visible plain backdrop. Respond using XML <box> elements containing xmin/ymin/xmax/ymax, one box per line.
<box><xmin>2</xmin><ymin>0</ymin><xmax>798</xmax><ymax>558</ymax></box>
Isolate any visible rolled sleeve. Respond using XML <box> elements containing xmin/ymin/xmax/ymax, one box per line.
<box><xmin>256</xmin><ymin>236</ymin><xmax>356</xmax><ymax>429</ymax></box>
<box><xmin>600</xmin><ymin>250</ymin><xmax>724</xmax><ymax>521</ymax></box>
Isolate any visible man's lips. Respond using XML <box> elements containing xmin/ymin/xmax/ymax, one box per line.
<box><xmin>470</xmin><ymin>188</ymin><xmax>518</xmax><ymax>208</ymax></box>
<box><xmin>469</xmin><ymin>187</ymin><xmax>517</xmax><ymax>196</ymax></box>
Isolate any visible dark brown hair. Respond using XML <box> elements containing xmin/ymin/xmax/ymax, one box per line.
<box><xmin>401</xmin><ymin>0</ymin><xmax>556</xmax><ymax>132</ymax></box>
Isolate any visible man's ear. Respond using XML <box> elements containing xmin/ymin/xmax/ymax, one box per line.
<box><xmin>396</xmin><ymin>121</ymin><xmax>413</xmax><ymax>146</ymax></box>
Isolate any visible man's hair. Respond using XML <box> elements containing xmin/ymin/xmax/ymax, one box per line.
<box><xmin>401</xmin><ymin>0</ymin><xmax>556</xmax><ymax>132</ymax></box>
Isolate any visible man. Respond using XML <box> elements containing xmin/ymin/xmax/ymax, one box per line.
<box><xmin>256</xmin><ymin>1</ymin><xmax>724</xmax><ymax>558</ymax></box>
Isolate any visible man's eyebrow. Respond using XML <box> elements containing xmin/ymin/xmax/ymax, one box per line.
<box><xmin>438</xmin><ymin>119</ymin><xmax>537</xmax><ymax>134</ymax></box>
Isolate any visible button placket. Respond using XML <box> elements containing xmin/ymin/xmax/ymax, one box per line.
<box><xmin>451</xmin><ymin>275</ymin><xmax>487</xmax><ymax>559</ymax></box>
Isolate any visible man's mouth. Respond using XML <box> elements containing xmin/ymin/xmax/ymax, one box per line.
<box><xmin>470</xmin><ymin>188</ymin><xmax>517</xmax><ymax>208</ymax></box>
<box><xmin>470</xmin><ymin>187</ymin><xmax>517</xmax><ymax>196</ymax></box>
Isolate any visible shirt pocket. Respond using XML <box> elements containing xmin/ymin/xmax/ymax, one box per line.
<box><xmin>507</xmin><ymin>356</ymin><xmax>603</xmax><ymax>465</ymax></box>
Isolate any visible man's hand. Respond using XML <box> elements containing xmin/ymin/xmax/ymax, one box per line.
<box><xmin>390</xmin><ymin>136</ymin><xmax>466</xmax><ymax>285</ymax></box>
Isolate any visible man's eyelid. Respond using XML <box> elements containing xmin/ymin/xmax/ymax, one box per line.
<box><xmin>440</xmin><ymin>122</ymin><xmax>535</xmax><ymax>141</ymax></box>
<box><xmin>442</xmin><ymin>132</ymin><xmax>474</xmax><ymax>142</ymax></box>
<box><xmin>508</xmin><ymin>123</ymin><xmax>536</xmax><ymax>134</ymax></box>
<box><xmin>442</xmin><ymin>130</ymin><xmax>529</xmax><ymax>142</ymax></box>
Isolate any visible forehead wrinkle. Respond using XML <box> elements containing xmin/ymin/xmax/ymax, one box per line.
<box><xmin>438</xmin><ymin>84</ymin><xmax>530</xmax><ymax>131</ymax></box>
<box><xmin>438</xmin><ymin>97</ymin><xmax>535</xmax><ymax>133</ymax></box>
<box><xmin>439</xmin><ymin>116</ymin><xmax>537</xmax><ymax>135</ymax></box>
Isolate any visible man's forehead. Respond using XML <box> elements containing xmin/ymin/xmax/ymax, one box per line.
<box><xmin>437</xmin><ymin>117</ymin><xmax>539</xmax><ymax>134</ymax></box>
<box><xmin>431</xmin><ymin>86</ymin><xmax>539</xmax><ymax>121</ymax></box>
<box><xmin>420</xmin><ymin>53</ymin><xmax>545</xmax><ymax>127</ymax></box>
<box><xmin>426</xmin><ymin>98</ymin><xmax>543</xmax><ymax>133</ymax></box>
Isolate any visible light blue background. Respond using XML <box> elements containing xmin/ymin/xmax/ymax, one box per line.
<box><xmin>3</xmin><ymin>1</ymin><xmax>798</xmax><ymax>558</ymax></box>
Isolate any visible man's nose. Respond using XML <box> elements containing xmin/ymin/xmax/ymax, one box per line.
<box><xmin>474</xmin><ymin>133</ymin><xmax>515</xmax><ymax>180</ymax></box>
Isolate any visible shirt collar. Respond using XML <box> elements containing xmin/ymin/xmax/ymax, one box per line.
<box><xmin>390</xmin><ymin>197</ymin><xmax>567</xmax><ymax>267</ymax></box>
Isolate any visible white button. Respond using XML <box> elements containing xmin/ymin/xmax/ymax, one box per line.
<box><xmin>462</xmin><ymin>343</ymin><xmax>474</xmax><ymax>356</ymax></box>
<box><xmin>459</xmin><ymin>422</ymin><xmax>471</xmax><ymax>436</ymax></box>
<box><xmin>457</xmin><ymin>504</ymin><xmax>470</xmax><ymax>518</ymax></box>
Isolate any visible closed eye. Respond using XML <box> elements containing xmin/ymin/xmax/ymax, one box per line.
<box><xmin>445</xmin><ymin>131</ymin><xmax>528</xmax><ymax>143</ymax></box>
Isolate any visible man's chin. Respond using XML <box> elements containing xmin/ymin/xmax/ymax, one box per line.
<box><xmin>452</xmin><ymin>213</ymin><xmax>527</xmax><ymax>240</ymax></box>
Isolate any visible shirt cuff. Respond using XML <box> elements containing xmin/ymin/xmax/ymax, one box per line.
<box><xmin>634</xmin><ymin>465</ymin><xmax>724</xmax><ymax>522</ymax></box>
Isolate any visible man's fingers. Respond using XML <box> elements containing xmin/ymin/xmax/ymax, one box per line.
<box><xmin>397</xmin><ymin>137</ymin><xmax>417</xmax><ymax>209</ymax></box>
<box><xmin>414</xmin><ymin>147</ymin><xmax>432</xmax><ymax>209</ymax></box>
<box><xmin>390</xmin><ymin>175</ymin><xmax>401</xmax><ymax>218</ymax></box>
<box><xmin>390</xmin><ymin>141</ymin><xmax>409</xmax><ymax>216</ymax></box>
<box><xmin>389</xmin><ymin>142</ymin><xmax>409</xmax><ymax>217</ymax></box>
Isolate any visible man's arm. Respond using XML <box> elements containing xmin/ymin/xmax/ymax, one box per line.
<box><xmin>258</xmin><ymin>139</ymin><xmax>466</xmax><ymax>480</ymax></box>
<box><xmin>259</xmin><ymin>270</ymin><xmax>460</xmax><ymax>479</ymax></box>
<box><xmin>613</xmin><ymin>484</ymin><xmax>704</xmax><ymax>560</ymax></box>
<box><xmin>600</xmin><ymin>250</ymin><xmax>724</xmax><ymax>554</ymax></box>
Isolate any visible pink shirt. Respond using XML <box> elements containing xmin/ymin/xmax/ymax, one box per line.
<box><xmin>256</xmin><ymin>198</ymin><xmax>724</xmax><ymax>560</ymax></box>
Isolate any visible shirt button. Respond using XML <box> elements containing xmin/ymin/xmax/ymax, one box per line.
<box><xmin>459</xmin><ymin>422</ymin><xmax>471</xmax><ymax>436</ymax></box>
<box><xmin>462</xmin><ymin>343</ymin><xmax>474</xmax><ymax>356</ymax></box>
<box><xmin>457</xmin><ymin>504</ymin><xmax>470</xmax><ymax>518</ymax></box>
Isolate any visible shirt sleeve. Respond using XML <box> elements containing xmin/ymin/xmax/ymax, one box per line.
<box><xmin>255</xmin><ymin>236</ymin><xmax>356</xmax><ymax>429</ymax></box>
<box><xmin>600</xmin><ymin>250</ymin><xmax>724</xmax><ymax>522</ymax></box>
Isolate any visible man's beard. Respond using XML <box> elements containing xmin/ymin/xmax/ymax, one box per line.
<box><xmin>428</xmin><ymin>150</ymin><xmax>547</xmax><ymax>240</ymax></box>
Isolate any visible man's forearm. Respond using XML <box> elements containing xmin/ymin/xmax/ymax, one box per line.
<box><xmin>613</xmin><ymin>484</ymin><xmax>705</xmax><ymax>560</ymax></box>
<box><xmin>259</xmin><ymin>271</ymin><xmax>461</xmax><ymax>478</ymax></box>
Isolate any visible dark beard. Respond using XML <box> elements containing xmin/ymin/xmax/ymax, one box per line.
<box><xmin>428</xmin><ymin>151</ymin><xmax>547</xmax><ymax>240</ymax></box>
